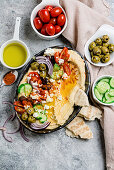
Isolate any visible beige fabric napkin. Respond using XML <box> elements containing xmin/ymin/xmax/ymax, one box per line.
<box><xmin>60</xmin><ymin>0</ymin><xmax>114</xmax><ymax>169</ymax></box>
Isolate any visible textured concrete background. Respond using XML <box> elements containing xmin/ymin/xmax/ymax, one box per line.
<box><xmin>0</xmin><ymin>0</ymin><xmax>113</xmax><ymax>170</ymax></box>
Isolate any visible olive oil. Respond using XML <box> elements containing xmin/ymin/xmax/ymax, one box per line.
<box><xmin>3</xmin><ymin>43</ymin><xmax>27</xmax><ymax>67</ymax></box>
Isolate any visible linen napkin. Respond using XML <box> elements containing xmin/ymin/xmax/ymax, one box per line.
<box><xmin>60</xmin><ymin>0</ymin><xmax>114</xmax><ymax>169</ymax></box>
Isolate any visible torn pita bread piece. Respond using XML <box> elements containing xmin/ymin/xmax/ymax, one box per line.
<box><xmin>66</xmin><ymin>116</ymin><xmax>93</xmax><ymax>139</ymax></box>
<box><xmin>74</xmin><ymin>89</ymin><xmax>89</xmax><ymax>107</ymax></box>
<box><xmin>78</xmin><ymin>105</ymin><xmax>102</xmax><ymax>120</ymax></box>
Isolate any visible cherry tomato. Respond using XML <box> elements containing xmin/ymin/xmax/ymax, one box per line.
<box><xmin>30</xmin><ymin>76</ymin><xmax>39</xmax><ymax>82</ymax></box>
<box><xmin>37</xmin><ymin>9</ymin><xmax>42</xmax><ymax>17</ymax></box>
<box><xmin>41</xmin><ymin>24</ymin><xmax>48</xmax><ymax>35</ymax></box>
<box><xmin>54</xmin><ymin>52</ymin><xmax>60</xmax><ymax>64</ymax></box>
<box><xmin>46</xmin><ymin>24</ymin><xmax>55</xmax><ymax>36</ymax></box>
<box><xmin>14</xmin><ymin>101</ymin><xmax>25</xmax><ymax>113</ymax></box>
<box><xmin>50</xmin><ymin>7</ymin><xmax>62</xmax><ymax>17</ymax></box>
<box><xmin>14</xmin><ymin>101</ymin><xmax>23</xmax><ymax>107</ymax></box>
<box><xmin>34</xmin><ymin>17</ymin><xmax>43</xmax><ymax>30</ymax></box>
<box><xmin>55</xmin><ymin>25</ymin><xmax>61</xmax><ymax>34</ymax></box>
<box><xmin>60</xmin><ymin>47</ymin><xmax>70</xmax><ymax>61</ymax></box>
<box><xmin>63</xmin><ymin>63</ymin><xmax>71</xmax><ymax>76</ymax></box>
<box><xmin>49</xmin><ymin>18</ymin><xmax>56</xmax><ymax>25</ymax></box>
<box><xmin>45</xmin><ymin>5</ymin><xmax>53</xmax><ymax>12</ymax></box>
<box><xmin>28</xmin><ymin>72</ymin><xmax>40</xmax><ymax>78</ymax></box>
<box><xmin>39</xmin><ymin>9</ymin><xmax>50</xmax><ymax>23</ymax></box>
<box><xmin>57</xmin><ymin>14</ymin><xmax>66</xmax><ymax>26</ymax></box>
<box><xmin>22</xmin><ymin>100</ymin><xmax>32</xmax><ymax>107</ymax></box>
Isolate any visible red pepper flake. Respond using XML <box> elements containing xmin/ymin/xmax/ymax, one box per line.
<box><xmin>3</xmin><ymin>72</ymin><xmax>15</xmax><ymax>85</ymax></box>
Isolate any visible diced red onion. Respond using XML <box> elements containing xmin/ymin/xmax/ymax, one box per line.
<box><xmin>30</xmin><ymin>121</ymin><xmax>50</xmax><ymax>130</ymax></box>
<box><xmin>20</xmin><ymin>124</ymin><xmax>29</xmax><ymax>142</ymax></box>
<box><xmin>36</xmin><ymin>56</ymin><xmax>53</xmax><ymax>75</ymax></box>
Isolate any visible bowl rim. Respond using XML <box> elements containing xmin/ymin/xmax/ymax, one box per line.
<box><xmin>30</xmin><ymin>4</ymin><xmax>67</xmax><ymax>39</ymax></box>
<box><xmin>92</xmin><ymin>75</ymin><xmax>114</xmax><ymax>106</ymax></box>
<box><xmin>14</xmin><ymin>45</ymin><xmax>91</xmax><ymax>134</ymax></box>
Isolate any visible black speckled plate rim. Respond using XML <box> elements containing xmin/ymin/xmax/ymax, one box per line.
<box><xmin>14</xmin><ymin>45</ymin><xmax>91</xmax><ymax>134</ymax></box>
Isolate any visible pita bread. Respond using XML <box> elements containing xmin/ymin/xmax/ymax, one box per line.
<box><xmin>74</xmin><ymin>89</ymin><xmax>89</xmax><ymax>107</ymax></box>
<box><xmin>66</xmin><ymin>116</ymin><xmax>93</xmax><ymax>139</ymax></box>
<box><xmin>78</xmin><ymin>105</ymin><xmax>102</xmax><ymax>120</ymax></box>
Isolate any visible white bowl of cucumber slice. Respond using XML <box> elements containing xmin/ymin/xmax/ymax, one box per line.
<box><xmin>92</xmin><ymin>75</ymin><xmax>114</xmax><ymax>106</ymax></box>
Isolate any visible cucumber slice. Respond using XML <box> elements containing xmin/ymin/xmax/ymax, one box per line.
<box><xmin>51</xmin><ymin>70</ymin><xmax>63</xmax><ymax>80</ymax></box>
<box><xmin>102</xmin><ymin>97</ymin><xmax>106</xmax><ymax>103</ymax></box>
<box><xmin>33</xmin><ymin>104</ymin><xmax>43</xmax><ymax>111</ymax></box>
<box><xmin>96</xmin><ymin>81</ymin><xmax>110</xmax><ymax>94</ymax></box>
<box><xmin>110</xmin><ymin>78</ymin><xmax>114</xmax><ymax>88</ymax></box>
<box><xmin>35</xmin><ymin>113</ymin><xmax>43</xmax><ymax>120</ymax></box>
<box><xmin>100</xmin><ymin>78</ymin><xmax>109</xmax><ymax>83</ymax></box>
<box><xmin>105</xmin><ymin>91</ymin><xmax>114</xmax><ymax>104</ymax></box>
<box><xmin>53</xmin><ymin>63</ymin><xmax>60</xmax><ymax>72</ymax></box>
<box><xmin>24</xmin><ymin>83</ymin><xmax>32</xmax><ymax>96</ymax></box>
<box><xmin>94</xmin><ymin>88</ymin><xmax>103</xmax><ymax>101</ymax></box>
<box><xmin>18</xmin><ymin>84</ymin><xmax>25</xmax><ymax>94</ymax></box>
<box><xmin>40</xmin><ymin>114</ymin><xmax>47</xmax><ymax>123</ymax></box>
<box><xmin>109</xmin><ymin>89</ymin><xmax>114</xmax><ymax>97</ymax></box>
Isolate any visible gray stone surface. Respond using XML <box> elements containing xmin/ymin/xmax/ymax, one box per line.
<box><xmin>0</xmin><ymin>0</ymin><xmax>113</xmax><ymax>170</ymax></box>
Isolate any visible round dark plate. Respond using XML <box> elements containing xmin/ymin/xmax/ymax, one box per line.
<box><xmin>14</xmin><ymin>46</ymin><xmax>91</xmax><ymax>134</ymax></box>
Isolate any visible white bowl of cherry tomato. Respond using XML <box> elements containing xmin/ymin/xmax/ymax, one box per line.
<box><xmin>30</xmin><ymin>0</ymin><xmax>67</xmax><ymax>40</ymax></box>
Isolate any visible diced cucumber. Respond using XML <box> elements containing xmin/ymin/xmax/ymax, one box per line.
<box><xmin>105</xmin><ymin>91</ymin><xmax>114</xmax><ymax>104</ymax></box>
<box><xmin>96</xmin><ymin>81</ymin><xmax>110</xmax><ymax>94</ymax></box>
<box><xmin>109</xmin><ymin>89</ymin><xmax>114</xmax><ymax>97</ymax></box>
<box><xmin>94</xmin><ymin>88</ymin><xmax>103</xmax><ymax>101</ymax></box>
<box><xmin>110</xmin><ymin>78</ymin><xmax>114</xmax><ymax>88</ymax></box>
<box><xmin>53</xmin><ymin>63</ymin><xmax>60</xmax><ymax>72</ymax></box>
<box><xmin>40</xmin><ymin>114</ymin><xmax>47</xmax><ymax>123</ymax></box>
<box><xmin>24</xmin><ymin>83</ymin><xmax>32</xmax><ymax>96</ymax></box>
<box><xmin>51</xmin><ymin>70</ymin><xmax>63</xmax><ymax>80</ymax></box>
<box><xmin>33</xmin><ymin>104</ymin><xmax>43</xmax><ymax>111</ymax></box>
<box><xmin>18</xmin><ymin>84</ymin><xmax>25</xmax><ymax>94</ymax></box>
<box><xmin>100</xmin><ymin>78</ymin><xmax>109</xmax><ymax>83</ymax></box>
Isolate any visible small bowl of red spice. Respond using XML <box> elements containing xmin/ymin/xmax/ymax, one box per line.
<box><xmin>0</xmin><ymin>70</ymin><xmax>18</xmax><ymax>88</ymax></box>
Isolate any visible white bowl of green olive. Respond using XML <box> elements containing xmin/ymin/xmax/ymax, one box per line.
<box><xmin>84</xmin><ymin>24</ymin><xmax>114</xmax><ymax>67</ymax></box>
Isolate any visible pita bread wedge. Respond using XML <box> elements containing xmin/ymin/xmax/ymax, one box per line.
<box><xmin>66</xmin><ymin>116</ymin><xmax>93</xmax><ymax>139</ymax></box>
<box><xmin>66</xmin><ymin>129</ymin><xmax>77</xmax><ymax>138</ymax></box>
<box><xmin>74</xmin><ymin>89</ymin><xmax>89</xmax><ymax>107</ymax></box>
<box><xmin>78</xmin><ymin>105</ymin><xmax>102</xmax><ymax>120</ymax></box>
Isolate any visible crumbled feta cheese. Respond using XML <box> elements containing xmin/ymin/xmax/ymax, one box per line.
<box><xmin>50</xmin><ymin>93</ymin><xmax>54</xmax><ymax>97</ymax></box>
<box><xmin>57</xmin><ymin>80</ymin><xmax>61</xmax><ymax>84</ymax></box>
<box><xmin>39</xmin><ymin>84</ymin><xmax>42</xmax><ymax>87</ymax></box>
<box><xmin>62</xmin><ymin>73</ymin><xmax>68</xmax><ymax>79</ymax></box>
<box><xmin>27</xmin><ymin>76</ymin><xmax>31</xmax><ymax>83</ymax></box>
<box><xmin>44</xmin><ymin>48</ymin><xmax>55</xmax><ymax>56</ymax></box>
<box><xmin>33</xmin><ymin>112</ymin><xmax>38</xmax><ymax>118</ymax></box>
<box><xmin>46</xmin><ymin>111</ymin><xmax>48</xmax><ymax>113</ymax></box>
<box><xmin>24</xmin><ymin>105</ymin><xmax>30</xmax><ymax>109</ymax></box>
<box><xmin>57</xmin><ymin>95</ymin><xmax>62</xmax><ymax>101</ymax></box>
<box><xmin>44</xmin><ymin>105</ymin><xmax>50</xmax><ymax>110</ymax></box>
<box><xmin>58</xmin><ymin>59</ymin><xmax>64</xmax><ymax>64</ymax></box>
<box><xmin>32</xmin><ymin>82</ymin><xmax>38</xmax><ymax>86</ymax></box>
<box><xmin>50</xmin><ymin>79</ymin><xmax>55</xmax><ymax>83</ymax></box>
<box><xmin>42</xmin><ymin>100</ymin><xmax>46</xmax><ymax>104</ymax></box>
<box><xmin>46</xmin><ymin>95</ymin><xmax>53</xmax><ymax>103</ymax></box>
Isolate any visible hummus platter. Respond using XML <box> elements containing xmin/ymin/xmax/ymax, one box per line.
<box><xmin>14</xmin><ymin>46</ymin><xmax>90</xmax><ymax>133</ymax></box>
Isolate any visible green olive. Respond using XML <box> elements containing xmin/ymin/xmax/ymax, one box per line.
<box><xmin>103</xmin><ymin>42</ymin><xmax>109</xmax><ymax>48</ymax></box>
<box><xmin>39</xmin><ymin>64</ymin><xmax>47</xmax><ymax>71</ymax></box>
<box><xmin>40</xmin><ymin>71</ymin><xmax>47</xmax><ymax>78</ymax></box>
<box><xmin>93</xmin><ymin>47</ymin><xmax>101</xmax><ymax>56</ymax></box>
<box><xmin>31</xmin><ymin>62</ymin><xmax>39</xmax><ymax>70</ymax></box>
<box><xmin>101</xmin><ymin>47</ymin><xmax>109</xmax><ymax>55</ymax></box>
<box><xmin>95</xmin><ymin>38</ymin><xmax>102</xmax><ymax>46</ymax></box>
<box><xmin>26</xmin><ymin>107</ymin><xmax>34</xmax><ymax>115</ymax></box>
<box><xmin>99</xmin><ymin>54</ymin><xmax>104</xmax><ymax>59</ymax></box>
<box><xmin>91</xmin><ymin>56</ymin><xmax>100</xmax><ymax>63</ymax></box>
<box><xmin>28</xmin><ymin>116</ymin><xmax>36</xmax><ymax>123</ymax></box>
<box><xmin>89</xmin><ymin>42</ymin><xmax>96</xmax><ymax>51</ymax></box>
<box><xmin>102</xmin><ymin>35</ymin><xmax>109</xmax><ymax>43</ymax></box>
<box><xmin>90</xmin><ymin>52</ymin><xmax>94</xmax><ymax>57</ymax></box>
<box><xmin>98</xmin><ymin>46</ymin><xmax>102</xmax><ymax>49</ymax></box>
<box><xmin>21</xmin><ymin>113</ymin><xmax>28</xmax><ymax>121</ymax></box>
<box><xmin>108</xmin><ymin>44</ymin><xmax>114</xmax><ymax>53</ymax></box>
<box><xmin>101</xmin><ymin>54</ymin><xmax>110</xmax><ymax>63</ymax></box>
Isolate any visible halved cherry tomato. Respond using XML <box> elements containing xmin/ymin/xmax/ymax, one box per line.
<box><xmin>33</xmin><ymin>17</ymin><xmax>43</xmax><ymax>30</ymax></box>
<box><xmin>38</xmin><ymin>9</ymin><xmax>42</xmax><ymax>17</ymax></box>
<box><xmin>54</xmin><ymin>52</ymin><xmax>60</xmax><ymax>64</ymax></box>
<box><xmin>28</xmin><ymin>72</ymin><xmax>40</xmax><ymax>78</ymax></box>
<box><xmin>45</xmin><ymin>5</ymin><xmax>53</xmax><ymax>12</ymax></box>
<box><xmin>14</xmin><ymin>101</ymin><xmax>25</xmax><ymax>113</ymax></box>
<box><xmin>39</xmin><ymin>9</ymin><xmax>50</xmax><ymax>23</ymax></box>
<box><xmin>22</xmin><ymin>100</ymin><xmax>32</xmax><ymax>107</ymax></box>
<box><xmin>46</xmin><ymin>24</ymin><xmax>55</xmax><ymax>36</ymax></box>
<box><xmin>55</xmin><ymin>25</ymin><xmax>61</xmax><ymax>34</ymax></box>
<box><xmin>57</xmin><ymin>14</ymin><xmax>66</xmax><ymax>26</ymax></box>
<box><xmin>49</xmin><ymin>18</ymin><xmax>56</xmax><ymax>25</ymax></box>
<box><xmin>41</xmin><ymin>24</ymin><xmax>48</xmax><ymax>35</ymax></box>
<box><xmin>30</xmin><ymin>76</ymin><xmax>39</xmax><ymax>82</ymax></box>
<box><xmin>63</xmin><ymin>63</ymin><xmax>71</xmax><ymax>76</ymax></box>
<box><xmin>50</xmin><ymin>7</ymin><xmax>62</xmax><ymax>17</ymax></box>
<box><xmin>60</xmin><ymin>47</ymin><xmax>70</xmax><ymax>61</ymax></box>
